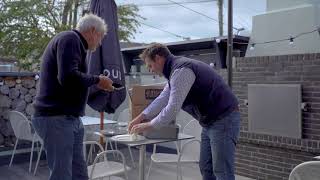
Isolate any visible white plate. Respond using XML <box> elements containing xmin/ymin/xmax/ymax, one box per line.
<box><xmin>117</xmin><ymin>122</ymin><xmax>128</xmax><ymax>127</ymax></box>
<box><xmin>111</xmin><ymin>134</ymin><xmax>145</xmax><ymax>143</ymax></box>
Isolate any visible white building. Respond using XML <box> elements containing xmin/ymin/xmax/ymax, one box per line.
<box><xmin>246</xmin><ymin>0</ymin><xmax>320</xmax><ymax>57</ymax></box>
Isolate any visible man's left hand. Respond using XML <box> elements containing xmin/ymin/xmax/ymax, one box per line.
<box><xmin>131</xmin><ymin>122</ymin><xmax>153</xmax><ymax>134</ymax></box>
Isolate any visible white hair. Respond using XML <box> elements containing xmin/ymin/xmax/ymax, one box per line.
<box><xmin>76</xmin><ymin>13</ymin><xmax>107</xmax><ymax>34</ymax></box>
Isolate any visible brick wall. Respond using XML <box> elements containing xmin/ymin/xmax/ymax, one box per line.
<box><xmin>218</xmin><ymin>53</ymin><xmax>320</xmax><ymax>180</ymax></box>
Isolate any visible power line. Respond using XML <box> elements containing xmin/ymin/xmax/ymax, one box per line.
<box><xmin>166</xmin><ymin>0</ymin><xmax>240</xmax><ymax>31</ymax></box>
<box><xmin>221</xmin><ymin>6</ymin><xmax>250</xmax><ymax>31</ymax></box>
<box><xmin>249</xmin><ymin>27</ymin><xmax>320</xmax><ymax>50</ymax></box>
<box><xmin>138</xmin><ymin>21</ymin><xmax>190</xmax><ymax>40</ymax></box>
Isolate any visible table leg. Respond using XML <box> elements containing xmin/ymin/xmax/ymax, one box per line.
<box><xmin>139</xmin><ymin>144</ymin><xmax>146</xmax><ymax>180</ymax></box>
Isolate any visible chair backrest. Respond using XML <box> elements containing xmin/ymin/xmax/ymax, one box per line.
<box><xmin>8</xmin><ymin>111</ymin><xmax>34</xmax><ymax>141</ymax></box>
<box><xmin>175</xmin><ymin>110</ymin><xmax>194</xmax><ymax>128</ymax></box>
<box><xmin>83</xmin><ymin>141</ymin><xmax>106</xmax><ymax>165</ymax></box>
<box><xmin>183</xmin><ymin>119</ymin><xmax>201</xmax><ymax>140</ymax></box>
<box><xmin>289</xmin><ymin>161</ymin><xmax>320</xmax><ymax>180</ymax></box>
<box><xmin>83</xmin><ymin>141</ymin><xmax>129</xmax><ymax>180</ymax></box>
<box><xmin>181</xmin><ymin>119</ymin><xmax>201</xmax><ymax>160</ymax></box>
<box><xmin>117</xmin><ymin>108</ymin><xmax>131</xmax><ymax>123</ymax></box>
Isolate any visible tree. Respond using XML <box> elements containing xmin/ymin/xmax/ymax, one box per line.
<box><xmin>118</xmin><ymin>4</ymin><xmax>143</xmax><ymax>42</ymax></box>
<box><xmin>0</xmin><ymin>0</ymin><xmax>142</xmax><ymax>72</ymax></box>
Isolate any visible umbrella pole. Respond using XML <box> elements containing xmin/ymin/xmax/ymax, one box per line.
<box><xmin>100</xmin><ymin>112</ymin><xmax>104</xmax><ymax>145</ymax></box>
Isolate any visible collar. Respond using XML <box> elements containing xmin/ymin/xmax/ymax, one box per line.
<box><xmin>73</xmin><ymin>30</ymin><xmax>88</xmax><ymax>50</ymax></box>
<box><xmin>162</xmin><ymin>54</ymin><xmax>175</xmax><ymax>80</ymax></box>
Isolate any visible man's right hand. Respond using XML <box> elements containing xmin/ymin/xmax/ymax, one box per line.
<box><xmin>128</xmin><ymin>113</ymin><xmax>145</xmax><ymax>133</ymax></box>
<box><xmin>97</xmin><ymin>75</ymin><xmax>113</xmax><ymax>91</ymax></box>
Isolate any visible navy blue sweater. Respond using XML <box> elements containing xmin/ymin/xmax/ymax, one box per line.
<box><xmin>162</xmin><ymin>55</ymin><xmax>238</xmax><ymax>126</ymax></box>
<box><xmin>33</xmin><ymin>30</ymin><xmax>99</xmax><ymax>117</ymax></box>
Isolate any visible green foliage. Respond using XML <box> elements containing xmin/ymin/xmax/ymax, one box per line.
<box><xmin>0</xmin><ymin>0</ymin><xmax>142</xmax><ymax>72</ymax></box>
<box><xmin>0</xmin><ymin>0</ymin><xmax>67</xmax><ymax>71</ymax></box>
<box><xmin>118</xmin><ymin>4</ymin><xmax>144</xmax><ymax>42</ymax></box>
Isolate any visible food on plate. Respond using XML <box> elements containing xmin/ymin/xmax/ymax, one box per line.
<box><xmin>130</xmin><ymin>133</ymin><xmax>138</xmax><ymax>141</ymax></box>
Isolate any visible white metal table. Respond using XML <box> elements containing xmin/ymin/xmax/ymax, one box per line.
<box><xmin>113</xmin><ymin>133</ymin><xmax>194</xmax><ymax>180</ymax></box>
<box><xmin>80</xmin><ymin>116</ymin><xmax>117</xmax><ymax>125</ymax></box>
<box><xmin>81</xmin><ymin>116</ymin><xmax>117</xmax><ymax>141</ymax></box>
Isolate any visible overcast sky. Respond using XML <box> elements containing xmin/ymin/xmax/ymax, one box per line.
<box><xmin>116</xmin><ymin>0</ymin><xmax>266</xmax><ymax>43</ymax></box>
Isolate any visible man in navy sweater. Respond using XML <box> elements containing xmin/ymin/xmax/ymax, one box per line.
<box><xmin>32</xmin><ymin>14</ymin><xmax>113</xmax><ymax>180</ymax></box>
<box><xmin>128</xmin><ymin>43</ymin><xmax>240</xmax><ymax>180</ymax></box>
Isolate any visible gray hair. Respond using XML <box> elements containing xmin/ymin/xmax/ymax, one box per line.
<box><xmin>76</xmin><ymin>13</ymin><xmax>107</xmax><ymax>34</ymax></box>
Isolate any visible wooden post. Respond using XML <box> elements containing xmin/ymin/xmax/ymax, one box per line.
<box><xmin>100</xmin><ymin>112</ymin><xmax>104</xmax><ymax>145</ymax></box>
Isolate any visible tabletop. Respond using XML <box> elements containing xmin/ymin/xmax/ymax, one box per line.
<box><xmin>80</xmin><ymin>116</ymin><xmax>117</xmax><ymax>126</ymax></box>
<box><xmin>113</xmin><ymin>133</ymin><xmax>194</xmax><ymax>147</ymax></box>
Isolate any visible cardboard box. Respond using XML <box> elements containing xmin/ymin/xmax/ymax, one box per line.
<box><xmin>131</xmin><ymin>105</ymin><xmax>146</xmax><ymax>120</ymax></box>
<box><xmin>130</xmin><ymin>84</ymin><xmax>180</xmax><ymax>139</ymax></box>
<box><xmin>130</xmin><ymin>84</ymin><xmax>164</xmax><ymax>119</ymax></box>
<box><xmin>131</xmin><ymin>85</ymin><xmax>164</xmax><ymax>105</ymax></box>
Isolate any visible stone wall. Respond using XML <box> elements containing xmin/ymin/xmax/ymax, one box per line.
<box><xmin>0</xmin><ymin>72</ymin><xmax>38</xmax><ymax>147</ymax></box>
<box><xmin>218</xmin><ymin>53</ymin><xmax>320</xmax><ymax>180</ymax></box>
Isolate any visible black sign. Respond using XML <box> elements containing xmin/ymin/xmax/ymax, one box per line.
<box><xmin>145</xmin><ymin>89</ymin><xmax>162</xmax><ymax>100</ymax></box>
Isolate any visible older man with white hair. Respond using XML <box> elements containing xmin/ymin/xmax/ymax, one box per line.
<box><xmin>32</xmin><ymin>13</ymin><xmax>113</xmax><ymax>180</ymax></box>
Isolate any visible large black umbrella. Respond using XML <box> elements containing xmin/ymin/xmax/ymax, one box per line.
<box><xmin>88</xmin><ymin>0</ymin><xmax>126</xmax><ymax>140</ymax></box>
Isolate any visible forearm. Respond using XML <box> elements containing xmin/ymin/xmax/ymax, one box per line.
<box><xmin>142</xmin><ymin>83</ymin><xmax>170</xmax><ymax>119</ymax></box>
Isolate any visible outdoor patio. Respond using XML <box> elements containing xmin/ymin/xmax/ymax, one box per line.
<box><xmin>0</xmin><ymin>146</ymin><xmax>254</xmax><ymax>180</ymax></box>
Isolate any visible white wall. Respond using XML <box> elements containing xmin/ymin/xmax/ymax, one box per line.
<box><xmin>246</xmin><ymin>1</ymin><xmax>320</xmax><ymax>57</ymax></box>
<box><xmin>267</xmin><ymin>0</ymin><xmax>309</xmax><ymax>11</ymax></box>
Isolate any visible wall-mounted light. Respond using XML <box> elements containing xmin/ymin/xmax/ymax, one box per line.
<box><xmin>249</xmin><ymin>43</ymin><xmax>255</xmax><ymax>51</ymax></box>
<box><xmin>34</xmin><ymin>74</ymin><xmax>40</xmax><ymax>80</ymax></box>
<box><xmin>301</xmin><ymin>102</ymin><xmax>307</xmax><ymax>111</ymax></box>
<box><xmin>215</xmin><ymin>38</ymin><xmax>221</xmax><ymax>43</ymax></box>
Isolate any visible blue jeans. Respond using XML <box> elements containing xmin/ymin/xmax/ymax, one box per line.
<box><xmin>32</xmin><ymin>115</ymin><xmax>88</xmax><ymax>180</ymax></box>
<box><xmin>199</xmin><ymin>111</ymin><xmax>240</xmax><ymax>180</ymax></box>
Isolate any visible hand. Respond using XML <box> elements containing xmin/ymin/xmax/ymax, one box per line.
<box><xmin>128</xmin><ymin>114</ymin><xmax>145</xmax><ymax>133</ymax></box>
<box><xmin>130</xmin><ymin>122</ymin><xmax>153</xmax><ymax>134</ymax></box>
<box><xmin>97</xmin><ymin>75</ymin><xmax>113</xmax><ymax>91</ymax></box>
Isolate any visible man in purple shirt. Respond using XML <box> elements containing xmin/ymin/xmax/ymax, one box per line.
<box><xmin>128</xmin><ymin>43</ymin><xmax>240</xmax><ymax>180</ymax></box>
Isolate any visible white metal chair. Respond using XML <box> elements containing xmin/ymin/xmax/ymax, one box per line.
<box><xmin>8</xmin><ymin>110</ymin><xmax>44</xmax><ymax>175</ymax></box>
<box><xmin>112</xmin><ymin>108</ymin><xmax>135</xmax><ymax>167</ymax></box>
<box><xmin>146</xmin><ymin>119</ymin><xmax>201</xmax><ymax>180</ymax></box>
<box><xmin>289</xmin><ymin>161</ymin><xmax>320</xmax><ymax>180</ymax></box>
<box><xmin>83</xmin><ymin>141</ymin><xmax>130</xmax><ymax>180</ymax></box>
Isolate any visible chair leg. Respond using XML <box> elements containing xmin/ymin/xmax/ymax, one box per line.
<box><xmin>106</xmin><ymin>140</ymin><xmax>116</xmax><ymax>159</ymax></box>
<box><xmin>29</xmin><ymin>138</ymin><xmax>35</xmax><ymax>172</ymax></box>
<box><xmin>146</xmin><ymin>159</ymin><xmax>153</xmax><ymax>180</ymax></box>
<box><xmin>124</xmin><ymin>168</ymin><xmax>129</xmax><ymax>180</ymax></box>
<box><xmin>33</xmin><ymin>142</ymin><xmax>43</xmax><ymax>175</ymax></box>
<box><xmin>179</xmin><ymin>164</ymin><xmax>183</xmax><ymax>180</ymax></box>
<box><xmin>9</xmin><ymin>139</ymin><xmax>19</xmax><ymax>167</ymax></box>
<box><xmin>115</xmin><ymin>142</ymin><xmax>120</xmax><ymax>159</ymax></box>
<box><xmin>128</xmin><ymin>146</ymin><xmax>135</xmax><ymax>168</ymax></box>
<box><xmin>176</xmin><ymin>163</ymin><xmax>179</xmax><ymax>180</ymax></box>
<box><xmin>176</xmin><ymin>161</ymin><xmax>183</xmax><ymax>180</ymax></box>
